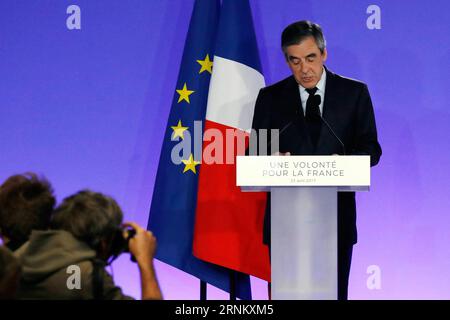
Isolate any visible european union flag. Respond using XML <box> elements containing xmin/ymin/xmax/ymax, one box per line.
<box><xmin>147</xmin><ymin>0</ymin><xmax>251</xmax><ymax>299</ymax></box>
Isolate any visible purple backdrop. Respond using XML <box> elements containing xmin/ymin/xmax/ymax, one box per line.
<box><xmin>1</xmin><ymin>0</ymin><xmax>449</xmax><ymax>299</ymax></box>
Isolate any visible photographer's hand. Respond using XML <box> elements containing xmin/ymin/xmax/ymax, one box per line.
<box><xmin>123</xmin><ymin>222</ymin><xmax>163</xmax><ymax>300</ymax></box>
<box><xmin>125</xmin><ymin>222</ymin><xmax>156</xmax><ymax>264</ymax></box>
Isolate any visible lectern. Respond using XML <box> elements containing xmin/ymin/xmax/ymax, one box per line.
<box><xmin>236</xmin><ymin>155</ymin><xmax>370</xmax><ymax>300</ymax></box>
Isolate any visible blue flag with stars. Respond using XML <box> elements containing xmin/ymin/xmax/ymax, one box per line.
<box><xmin>147</xmin><ymin>0</ymin><xmax>251</xmax><ymax>299</ymax></box>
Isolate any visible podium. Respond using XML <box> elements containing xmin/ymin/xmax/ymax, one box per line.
<box><xmin>236</xmin><ymin>155</ymin><xmax>370</xmax><ymax>300</ymax></box>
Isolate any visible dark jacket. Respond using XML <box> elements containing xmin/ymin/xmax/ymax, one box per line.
<box><xmin>251</xmin><ymin>67</ymin><xmax>382</xmax><ymax>245</ymax></box>
<box><xmin>15</xmin><ymin>230</ymin><xmax>133</xmax><ymax>300</ymax></box>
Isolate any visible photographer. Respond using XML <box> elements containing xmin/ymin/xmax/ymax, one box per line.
<box><xmin>17</xmin><ymin>190</ymin><xmax>162</xmax><ymax>300</ymax></box>
<box><xmin>0</xmin><ymin>173</ymin><xmax>55</xmax><ymax>252</ymax></box>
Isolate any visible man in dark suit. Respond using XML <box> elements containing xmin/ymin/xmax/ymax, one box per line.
<box><xmin>250</xmin><ymin>20</ymin><xmax>382</xmax><ymax>300</ymax></box>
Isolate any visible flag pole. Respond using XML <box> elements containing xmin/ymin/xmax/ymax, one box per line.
<box><xmin>229</xmin><ymin>270</ymin><xmax>236</xmax><ymax>300</ymax></box>
<box><xmin>200</xmin><ymin>280</ymin><xmax>207</xmax><ymax>300</ymax></box>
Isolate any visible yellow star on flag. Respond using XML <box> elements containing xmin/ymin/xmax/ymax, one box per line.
<box><xmin>181</xmin><ymin>154</ymin><xmax>200</xmax><ymax>174</ymax></box>
<box><xmin>176</xmin><ymin>83</ymin><xmax>195</xmax><ymax>103</ymax></box>
<box><xmin>196</xmin><ymin>54</ymin><xmax>213</xmax><ymax>74</ymax></box>
<box><xmin>171</xmin><ymin>120</ymin><xmax>189</xmax><ymax>140</ymax></box>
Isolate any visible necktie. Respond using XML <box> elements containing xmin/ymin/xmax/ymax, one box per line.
<box><xmin>305</xmin><ymin>87</ymin><xmax>322</xmax><ymax>148</ymax></box>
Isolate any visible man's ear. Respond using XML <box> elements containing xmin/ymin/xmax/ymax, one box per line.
<box><xmin>322</xmin><ymin>48</ymin><xmax>328</xmax><ymax>62</ymax></box>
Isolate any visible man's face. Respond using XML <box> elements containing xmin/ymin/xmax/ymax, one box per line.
<box><xmin>285</xmin><ymin>36</ymin><xmax>327</xmax><ymax>89</ymax></box>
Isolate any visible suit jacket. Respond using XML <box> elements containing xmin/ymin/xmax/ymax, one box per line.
<box><xmin>251</xmin><ymin>67</ymin><xmax>382</xmax><ymax>246</ymax></box>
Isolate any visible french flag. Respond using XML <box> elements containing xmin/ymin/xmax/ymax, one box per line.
<box><xmin>193</xmin><ymin>0</ymin><xmax>270</xmax><ymax>282</ymax></box>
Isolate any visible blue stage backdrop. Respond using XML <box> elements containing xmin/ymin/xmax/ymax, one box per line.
<box><xmin>1</xmin><ymin>0</ymin><xmax>449</xmax><ymax>299</ymax></box>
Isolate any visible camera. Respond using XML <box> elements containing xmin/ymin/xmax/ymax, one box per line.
<box><xmin>109</xmin><ymin>226</ymin><xmax>137</xmax><ymax>262</ymax></box>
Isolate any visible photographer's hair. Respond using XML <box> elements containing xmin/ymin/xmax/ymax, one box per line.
<box><xmin>50</xmin><ymin>190</ymin><xmax>123</xmax><ymax>250</ymax></box>
<box><xmin>281</xmin><ymin>20</ymin><xmax>326</xmax><ymax>56</ymax></box>
<box><xmin>0</xmin><ymin>173</ymin><xmax>55</xmax><ymax>245</ymax></box>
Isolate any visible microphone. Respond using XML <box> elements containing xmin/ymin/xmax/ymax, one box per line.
<box><xmin>279</xmin><ymin>120</ymin><xmax>294</xmax><ymax>136</ymax></box>
<box><xmin>246</xmin><ymin>120</ymin><xmax>294</xmax><ymax>156</ymax></box>
<box><xmin>264</xmin><ymin>120</ymin><xmax>293</xmax><ymax>155</ymax></box>
<box><xmin>311</xmin><ymin>95</ymin><xmax>346</xmax><ymax>155</ymax></box>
